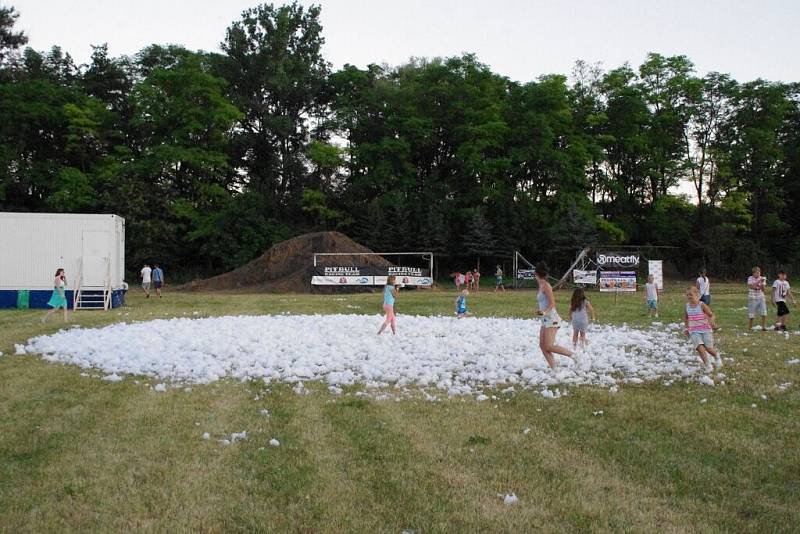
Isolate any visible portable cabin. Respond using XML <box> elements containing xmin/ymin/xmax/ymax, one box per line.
<box><xmin>0</xmin><ymin>212</ymin><xmax>126</xmax><ymax>309</ymax></box>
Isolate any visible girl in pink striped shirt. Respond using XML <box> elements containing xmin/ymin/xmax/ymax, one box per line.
<box><xmin>684</xmin><ymin>287</ymin><xmax>720</xmax><ymax>372</ymax></box>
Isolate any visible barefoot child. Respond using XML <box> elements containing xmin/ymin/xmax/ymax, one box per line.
<box><xmin>455</xmin><ymin>289</ymin><xmax>471</xmax><ymax>318</ymax></box>
<box><xmin>772</xmin><ymin>270</ymin><xmax>796</xmax><ymax>331</ymax></box>
<box><xmin>534</xmin><ymin>262</ymin><xmax>573</xmax><ymax>368</ymax></box>
<box><xmin>377</xmin><ymin>275</ymin><xmax>400</xmax><ymax>335</ymax></box>
<box><xmin>645</xmin><ymin>274</ymin><xmax>659</xmax><ymax>318</ymax></box>
<box><xmin>568</xmin><ymin>288</ymin><xmax>595</xmax><ymax>349</ymax></box>
<box><xmin>495</xmin><ymin>265</ymin><xmax>505</xmax><ymax>293</ymax></box>
<box><xmin>747</xmin><ymin>267</ymin><xmax>768</xmax><ymax>331</ymax></box>
<box><xmin>684</xmin><ymin>286</ymin><xmax>720</xmax><ymax>372</ymax></box>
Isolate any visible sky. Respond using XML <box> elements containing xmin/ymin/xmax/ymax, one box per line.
<box><xmin>9</xmin><ymin>0</ymin><xmax>800</xmax><ymax>83</ymax></box>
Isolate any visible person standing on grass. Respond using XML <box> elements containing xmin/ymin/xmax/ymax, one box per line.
<box><xmin>684</xmin><ymin>286</ymin><xmax>720</xmax><ymax>372</ymax></box>
<box><xmin>645</xmin><ymin>274</ymin><xmax>659</xmax><ymax>318</ymax></box>
<box><xmin>140</xmin><ymin>263</ymin><xmax>152</xmax><ymax>298</ymax></box>
<box><xmin>534</xmin><ymin>262</ymin><xmax>573</xmax><ymax>369</ymax></box>
<box><xmin>747</xmin><ymin>266</ymin><xmax>768</xmax><ymax>330</ymax></box>
<box><xmin>567</xmin><ymin>287</ymin><xmax>595</xmax><ymax>349</ymax></box>
<box><xmin>377</xmin><ymin>275</ymin><xmax>400</xmax><ymax>335</ymax></box>
<box><xmin>42</xmin><ymin>268</ymin><xmax>69</xmax><ymax>323</ymax></box>
<box><xmin>455</xmin><ymin>289</ymin><xmax>471</xmax><ymax>318</ymax></box>
<box><xmin>772</xmin><ymin>270</ymin><xmax>796</xmax><ymax>331</ymax></box>
<box><xmin>495</xmin><ymin>265</ymin><xmax>505</xmax><ymax>292</ymax></box>
<box><xmin>152</xmin><ymin>264</ymin><xmax>165</xmax><ymax>298</ymax></box>
<box><xmin>472</xmin><ymin>268</ymin><xmax>481</xmax><ymax>291</ymax></box>
<box><xmin>465</xmin><ymin>270</ymin><xmax>473</xmax><ymax>292</ymax></box>
<box><xmin>696</xmin><ymin>269</ymin><xmax>711</xmax><ymax>305</ymax></box>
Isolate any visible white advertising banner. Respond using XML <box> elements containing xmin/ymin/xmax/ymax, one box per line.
<box><xmin>648</xmin><ymin>260</ymin><xmax>664</xmax><ymax>290</ymax></box>
<box><xmin>598</xmin><ymin>271</ymin><xmax>638</xmax><ymax>292</ymax></box>
<box><xmin>572</xmin><ymin>269</ymin><xmax>597</xmax><ymax>284</ymax></box>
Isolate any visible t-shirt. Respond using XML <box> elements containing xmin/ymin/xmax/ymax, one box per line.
<box><xmin>748</xmin><ymin>275</ymin><xmax>765</xmax><ymax>299</ymax></box>
<box><xmin>152</xmin><ymin>267</ymin><xmax>163</xmax><ymax>282</ymax></box>
<box><xmin>696</xmin><ymin>276</ymin><xmax>710</xmax><ymax>296</ymax></box>
<box><xmin>773</xmin><ymin>280</ymin><xmax>790</xmax><ymax>303</ymax></box>
<box><xmin>645</xmin><ymin>282</ymin><xmax>658</xmax><ymax>301</ymax></box>
<box><xmin>141</xmin><ymin>266</ymin><xmax>152</xmax><ymax>283</ymax></box>
<box><xmin>456</xmin><ymin>295</ymin><xmax>467</xmax><ymax>313</ymax></box>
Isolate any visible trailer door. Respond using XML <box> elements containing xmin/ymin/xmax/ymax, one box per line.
<box><xmin>82</xmin><ymin>231</ymin><xmax>109</xmax><ymax>287</ymax></box>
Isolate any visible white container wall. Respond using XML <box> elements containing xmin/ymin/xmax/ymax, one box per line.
<box><xmin>0</xmin><ymin>213</ymin><xmax>125</xmax><ymax>290</ymax></box>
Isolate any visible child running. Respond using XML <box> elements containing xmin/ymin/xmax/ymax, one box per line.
<box><xmin>772</xmin><ymin>270</ymin><xmax>796</xmax><ymax>331</ymax></box>
<box><xmin>567</xmin><ymin>288</ymin><xmax>595</xmax><ymax>349</ymax></box>
<box><xmin>377</xmin><ymin>275</ymin><xmax>400</xmax><ymax>335</ymax></box>
<box><xmin>684</xmin><ymin>286</ymin><xmax>720</xmax><ymax>372</ymax></box>
<box><xmin>455</xmin><ymin>289</ymin><xmax>471</xmax><ymax>318</ymax></box>
<box><xmin>645</xmin><ymin>274</ymin><xmax>659</xmax><ymax>318</ymax></box>
<box><xmin>534</xmin><ymin>262</ymin><xmax>573</xmax><ymax>369</ymax></box>
<box><xmin>495</xmin><ymin>265</ymin><xmax>505</xmax><ymax>293</ymax></box>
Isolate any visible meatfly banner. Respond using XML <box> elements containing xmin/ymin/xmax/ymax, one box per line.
<box><xmin>311</xmin><ymin>266</ymin><xmax>432</xmax><ymax>286</ymax></box>
<box><xmin>598</xmin><ymin>271</ymin><xmax>637</xmax><ymax>292</ymax></box>
<box><xmin>596</xmin><ymin>251</ymin><xmax>640</xmax><ymax>270</ymax></box>
<box><xmin>573</xmin><ymin>269</ymin><xmax>598</xmax><ymax>284</ymax></box>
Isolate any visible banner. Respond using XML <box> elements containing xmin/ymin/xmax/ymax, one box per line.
<box><xmin>596</xmin><ymin>251</ymin><xmax>640</xmax><ymax>270</ymax></box>
<box><xmin>598</xmin><ymin>271</ymin><xmax>637</xmax><ymax>292</ymax></box>
<box><xmin>516</xmin><ymin>269</ymin><xmax>536</xmax><ymax>280</ymax></box>
<box><xmin>572</xmin><ymin>269</ymin><xmax>597</xmax><ymax>284</ymax></box>
<box><xmin>311</xmin><ymin>266</ymin><xmax>432</xmax><ymax>286</ymax></box>
<box><xmin>648</xmin><ymin>260</ymin><xmax>664</xmax><ymax>290</ymax></box>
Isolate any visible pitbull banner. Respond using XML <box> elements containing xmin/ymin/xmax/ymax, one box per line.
<box><xmin>311</xmin><ymin>266</ymin><xmax>432</xmax><ymax>286</ymax></box>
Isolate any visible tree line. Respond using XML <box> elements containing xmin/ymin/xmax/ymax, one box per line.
<box><xmin>1</xmin><ymin>3</ymin><xmax>798</xmax><ymax>280</ymax></box>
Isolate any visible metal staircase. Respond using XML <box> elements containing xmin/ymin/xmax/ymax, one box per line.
<box><xmin>73</xmin><ymin>258</ymin><xmax>112</xmax><ymax>311</ymax></box>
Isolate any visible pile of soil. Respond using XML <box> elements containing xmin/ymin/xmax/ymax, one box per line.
<box><xmin>181</xmin><ymin>231</ymin><xmax>393</xmax><ymax>293</ymax></box>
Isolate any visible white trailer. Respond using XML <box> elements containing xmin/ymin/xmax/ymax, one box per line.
<box><xmin>0</xmin><ymin>212</ymin><xmax>126</xmax><ymax>309</ymax></box>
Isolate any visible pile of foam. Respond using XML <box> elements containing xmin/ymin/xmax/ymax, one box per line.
<box><xmin>21</xmin><ymin>315</ymin><xmax>705</xmax><ymax>393</ymax></box>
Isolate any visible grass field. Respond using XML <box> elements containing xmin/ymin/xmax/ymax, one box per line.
<box><xmin>1</xmin><ymin>285</ymin><xmax>799</xmax><ymax>532</ymax></box>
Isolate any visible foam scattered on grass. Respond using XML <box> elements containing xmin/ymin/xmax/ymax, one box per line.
<box><xmin>22</xmin><ymin>314</ymin><xmax>706</xmax><ymax>394</ymax></box>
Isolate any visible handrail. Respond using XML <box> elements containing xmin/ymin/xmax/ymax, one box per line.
<box><xmin>73</xmin><ymin>258</ymin><xmax>83</xmax><ymax>311</ymax></box>
<box><xmin>103</xmin><ymin>257</ymin><xmax>111</xmax><ymax>310</ymax></box>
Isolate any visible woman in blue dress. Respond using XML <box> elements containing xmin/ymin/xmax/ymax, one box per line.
<box><xmin>42</xmin><ymin>268</ymin><xmax>69</xmax><ymax>323</ymax></box>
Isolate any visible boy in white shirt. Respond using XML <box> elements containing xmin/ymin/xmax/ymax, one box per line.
<box><xmin>140</xmin><ymin>263</ymin><xmax>152</xmax><ymax>298</ymax></box>
<box><xmin>645</xmin><ymin>274</ymin><xmax>659</xmax><ymax>318</ymax></box>
<box><xmin>773</xmin><ymin>270</ymin><xmax>796</xmax><ymax>331</ymax></box>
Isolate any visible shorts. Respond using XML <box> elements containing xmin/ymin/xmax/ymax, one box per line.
<box><xmin>776</xmin><ymin>301</ymin><xmax>790</xmax><ymax>316</ymax></box>
<box><xmin>154</xmin><ymin>281</ymin><xmax>163</xmax><ymax>289</ymax></box>
<box><xmin>690</xmin><ymin>330</ymin><xmax>714</xmax><ymax>349</ymax></box>
<box><xmin>496</xmin><ymin>276</ymin><xmax>503</xmax><ymax>286</ymax></box>
<box><xmin>142</xmin><ymin>282</ymin><xmax>151</xmax><ymax>290</ymax></box>
<box><xmin>700</xmin><ymin>294</ymin><xmax>711</xmax><ymax>305</ymax></box>
<box><xmin>541</xmin><ymin>309</ymin><xmax>561</xmax><ymax>328</ymax></box>
<box><xmin>747</xmin><ymin>297</ymin><xmax>767</xmax><ymax>318</ymax></box>
<box><xmin>647</xmin><ymin>299</ymin><xmax>658</xmax><ymax>310</ymax></box>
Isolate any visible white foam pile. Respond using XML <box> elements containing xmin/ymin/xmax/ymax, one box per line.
<box><xmin>21</xmin><ymin>314</ymin><xmax>706</xmax><ymax>393</ymax></box>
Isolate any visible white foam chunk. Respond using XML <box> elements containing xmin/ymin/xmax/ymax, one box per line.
<box><xmin>22</xmin><ymin>314</ymin><xmax>706</xmax><ymax>391</ymax></box>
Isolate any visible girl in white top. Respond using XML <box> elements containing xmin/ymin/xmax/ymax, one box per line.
<box><xmin>696</xmin><ymin>269</ymin><xmax>711</xmax><ymax>305</ymax></box>
<box><xmin>534</xmin><ymin>262</ymin><xmax>573</xmax><ymax>369</ymax></box>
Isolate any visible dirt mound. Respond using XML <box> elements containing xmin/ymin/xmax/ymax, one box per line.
<box><xmin>181</xmin><ymin>231</ymin><xmax>392</xmax><ymax>293</ymax></box>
